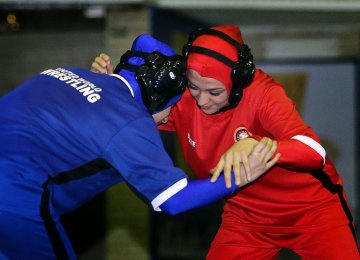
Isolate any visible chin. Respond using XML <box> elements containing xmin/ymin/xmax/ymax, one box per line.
<box><xmin>201</xmin><ymin>108</ymin><xmax>216</xmax><ymax>115</ymax></box>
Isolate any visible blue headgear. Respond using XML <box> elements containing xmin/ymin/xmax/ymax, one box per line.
<box><xmin>113</xmin><ymin>34</ymin><xmax>187</xmax><ymax>114</ymax></box>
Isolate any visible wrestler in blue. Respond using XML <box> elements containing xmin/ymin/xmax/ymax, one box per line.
<box><xmin>0</xmin><ymin>34</ymin><xmax>278</xmax><ymax>259</ymax></box>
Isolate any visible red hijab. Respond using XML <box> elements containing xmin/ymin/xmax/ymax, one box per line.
<box><xmin>186</xmin><ymin>25</ymin><xmax>244</xmax><ymax>93</ymax></box>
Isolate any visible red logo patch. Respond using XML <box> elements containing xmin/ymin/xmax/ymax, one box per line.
<box><xmin>234</xmin><ymin>127</ymin><xmax>251</xmax><ymax>141</ymax></box>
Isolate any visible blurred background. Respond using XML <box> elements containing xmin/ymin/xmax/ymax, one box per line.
<box><xmin>0</xmin><ymin>0</ymin><xmax>359</xmax><ymax>259</ymax></box>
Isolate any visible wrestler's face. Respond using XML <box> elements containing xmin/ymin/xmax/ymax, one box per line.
<box><xmin>187</xmin><ymin>69</ymin><xmax>229</xmax><ymax>115</ymax></box>
<box><xmin>152</xmin><ymin>106</ymin><xmax>171</xmax><ymax>125</ymax></box>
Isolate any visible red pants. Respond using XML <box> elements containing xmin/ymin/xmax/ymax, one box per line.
<box><xmin>207</xmin><ymin>224</ymin><xmax>359</xmax><ymax>260</ymax></box>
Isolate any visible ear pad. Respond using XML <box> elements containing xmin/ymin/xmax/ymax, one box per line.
<box><xmin>230</xmin><ymin>44</ymin><xmax>255</xmax><ymax>106</ymax></box>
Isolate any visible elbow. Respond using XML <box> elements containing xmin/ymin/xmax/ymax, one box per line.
<box><xmin>312</xmin><ymin>156</ymin><xmax>326</xmax><ymax>170</ymax></box>
<box><xmin>305</xmin><ymin>159</ymin><xmax>324</xmax><ymax>171</ymax></box>
<box><xmin>160</xmin><ymin>205</ymin><xmax>182</xmax><ymax>216</ymax></box>
<box><xmin>158</xmin><ymin>200</ymin><xmax>183</xmax><ymax>216</ymax></box>
<box><xmin>161</xmin><ymin>208</ymin><xmax>180</xmax><ymax>216</ymax></box>
<box><xmin>304</xmin><ymin>149</ymin><xmax>325</xmax><ymax>170</ymax></box>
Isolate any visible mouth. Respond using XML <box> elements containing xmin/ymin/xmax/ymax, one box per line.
<box><xmin>196</xmin><ymin>102</ymin><xmax>213</xmax><ymax>113</ymax></box>
<box><xmin>201</xmin><ymin>105</ymin><xmax>211</xmax><ymax>111</ymax></box>
<box><xmin>200</xmin><ymin>106</ymin><xmax>215</xmax><ymax>115</ymax></box>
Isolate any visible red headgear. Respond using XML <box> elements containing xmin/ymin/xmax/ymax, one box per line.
<box><xmin>186</xmin><ymin>25</ymin><xmax>244</xmax><ymax>94</ymax></box>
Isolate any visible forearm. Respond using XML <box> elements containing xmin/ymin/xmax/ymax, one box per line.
<box><xmin>276</xmin><ymin>136</ymin><xmax>325</xmax><ymax>170</ymax></box>
<box><xmin>160</xmin><ymin>174</ymin><xmax>237</xmax><ymax>215</ymax></box>
<box><xmin>251</xmin><ymin>133</ymin><xmax>325</xmax><ymax>171</ymax></box>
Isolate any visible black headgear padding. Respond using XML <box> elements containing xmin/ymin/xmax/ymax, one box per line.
<box><xmin>184</xmin><ymin>28</ymin><xmax>244</xmax><ymax>55</ymax></box>
<box><xmin>182</xmin><ymin>27</ymin><xmax>256</xmax><ymax>112</ymax></box>
<box><xmin>184</xmin><ymin>46</ymin><xmax>237</xmax><ymax>69</ymax></box>
<box><xmin>114</xmin><ymin>51</ymin><xmax>187</xmax><ymax>113</ymax></box>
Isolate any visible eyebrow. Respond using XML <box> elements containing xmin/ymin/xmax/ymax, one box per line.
<box><xmin>187</xmin><ymin>79</ymin><xmax>197</xmax><ymax>87</ymax></box>
<box><xmin>188</xmin><ymin>80</ymin><xmax>225</xmax><ymax>92</ymax></box>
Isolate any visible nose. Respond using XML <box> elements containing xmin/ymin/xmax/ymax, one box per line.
<box><xmin>197</xmin><ymin>92</ymin><xmax>209</xmax><ymax>106</ymax></box>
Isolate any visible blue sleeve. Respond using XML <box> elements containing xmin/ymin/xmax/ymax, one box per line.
<box><xmin>160</xmin><ymin>174</ymin><xmax>238</xmax><ymax>215</ymax></box>
<box><xmin>104</xmin><ymin>117</ymin><xmax>187</xmax><ymax>203</ymax></box>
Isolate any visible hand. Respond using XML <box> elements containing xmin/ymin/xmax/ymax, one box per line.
<box><xmin>210</xmin><ymin>137</ymin><xmax>280</xmax><ymax>188</ymax></box>
<box><xmin>210</xmin><ymin>137</ymin><xmax>258</xmax><ymax>188</ymax></box>
<box><xmin>90</xmin><ymin>53</ymin><xmax>113</xmax><ymax>74</ymax></box>
<box><xmin>245</xmin><ymin>138</ymin><xmax>280</xmax><ymax>183</ymax></box>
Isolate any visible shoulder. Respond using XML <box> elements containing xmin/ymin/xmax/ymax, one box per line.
<box><xmin>243</xmin><ymin>69</ymin><xmax>285</xmax><ymax>98</ymax></box>
<box><xmin>238</xmin><ymin>69</ymin><xmax>290</xmax><ymax>113</ymax></box>
<box><xmin>173</xmin><ymin>89</ymin><xmax>196</xmax><ymax>112</ymax></box>
<box><xmin>250</xmin><ymin>69</ymin><xmax>282</xmax><ymax>89</ymax></box>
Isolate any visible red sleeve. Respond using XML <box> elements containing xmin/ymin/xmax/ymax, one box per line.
<box><xmin>248</xmin><ymin>135</ymin><xmax>324</xmax><ymax>171</ymax></box>
<box><xmin>256</xmin><ymin>78</ymin><xmax>325</xmax><ymax>170</ymax></box>
<box><xmin>276</xmin><ymin>139</ymin><xmax>324</xmax><ymax>170</ymax></box>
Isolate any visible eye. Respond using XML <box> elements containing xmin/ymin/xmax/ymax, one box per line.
<box><xmin>187</xmin><ymin>85</ymin><xmax>200</xmax><ymax>95</ymax></box>
<box><xmin>187</xmin><ymin>84</ymin><xmax>197</xmax><ymax>90</ymax></box>
<box><xmin>209</xmin><ymin>91</ymin><xmax>221</xmax><ymax>96</ymax></box>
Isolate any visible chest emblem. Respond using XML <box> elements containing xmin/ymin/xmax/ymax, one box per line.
<box><xmin>234</xmin><ymin>127</ymin><xmax>251</xmax><ymax>142</ymax></box>
<box><xmin>188</xmin><ymin>133</ymin><xmax>196</xmax><ymax>148</ymax></box>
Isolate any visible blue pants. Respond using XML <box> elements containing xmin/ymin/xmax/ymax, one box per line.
<box><xmin>0</xmin><ymin>209</ymin><xmax>77</xmax><ymax>259</ymax></box>
<box><xmin>0</xmin><ymin>182</ymin><xmax>77</xmax><ymax>260</ymax></box>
